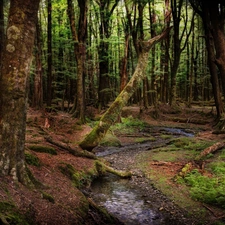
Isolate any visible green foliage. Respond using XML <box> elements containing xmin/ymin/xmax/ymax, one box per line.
<box><xmin>25</xmin><ymin>152</ymin><xmax>40</xmax><ymax>167</ymax></box>
<box><xmin>28</xmin><ymin>145</ymin><xmax>57</xmax><ymax>155</ymax></box>
<box><xmin>171</xmin><ymin>137</ymin><xmax>215</xmax><ymax>152</ymax></box>
<box><xmin>183</xmin><ymin>169</ymin><xmax>225</xmax><ymax>208</ymax></box>
<box><xmin>111</xmin><ymin>116</ymin><xmax>148</xmax><ymax>134</ymax></box>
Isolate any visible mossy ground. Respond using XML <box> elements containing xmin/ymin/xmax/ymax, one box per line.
<box><xmin>135</xmin><ymin>136</ymin><xmax>225</xmax><ymax>224</ymax></box>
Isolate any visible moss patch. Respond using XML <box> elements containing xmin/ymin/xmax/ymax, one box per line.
<box><xmin>25</xmin><ymin>152</ymin><xmax>41</xmax><ymax>167</ymax></box>
<box><xmin>28</xmin><ymin>145</ymin><xmax>57</xmax><ymax>155</ymax></box>
<box><xmin>0</xmin><ymin>202</ymin><xmax>29</xmax><ymax>225</ymax></box>
<box><xmin>41</xmin><ymin>191</ymin><xmax>55</xmax><ymax>203</ymax></box>
<box><xmin>58</xmin><ymin>163</ymin><xmax>98</xmax><ymax>188</ymax></box>
<box><xmin>100</xmin><ymin>132</ymin><xmax>121</xmax><ymax>147</ymax></box>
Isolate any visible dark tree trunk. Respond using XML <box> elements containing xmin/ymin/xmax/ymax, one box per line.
<box><xmin>47</xmin><ymin>0</ymin><xmax>53</xmax><ymax>107</ymax></box>
<box><xmin>32</xmin><ymin>20</ymin><xmax>43</xmax><ymax>109</ymax></box>
<box><xmin>67</xmin><ymin>0</ymin><xmax>87</xmax><ymax>123</ymax></box>
<box><xmin>0</xmin><ymin>0</ymin><xmax>40</xmax><ymax>184</ymax></box>
<box><xmin>0</xmin><ymin>0</ymin><xmax>4</xmax><ymax>65</ymax></box>
<box><xmin>162</xmin><ymin>0</ymin><xmax>171</xmax><ymax>103</ymax></box>
<box><xmin>98</xmin><ymin>0</ymin><xmax>119</xmax><ymax>109</ymax></box>
<box><xmin>203</xmin><ymin>7</ymin><xmax>224</xmax><ymax>119</ymax></box>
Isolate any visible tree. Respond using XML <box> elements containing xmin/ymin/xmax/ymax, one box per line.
<box><xmin>0</xmin><ymin>0</ymin><xmax>40</xmax><ymax>184</ymax></box>
<box><xmin>67</xmin><ymin>0</ymin><xmax>88</xmax><ymax>123</ymax></box>
<box><xmin>47</xmin><ymin>0</ymin><xmax>53</xmax><ymax>107</ymax></box>
<box><xmin>189</xmin><ymin>0</ymin><xmax>225</xmax><ymax>120</ymax></box>
<box><xmin>79</xmin><ymin>28</ymin><xmax>171</xmax><ymax>151</ymax></box>
<box><xmin>0</xmin><ymin>0</ymin><xmax>4</xmax><ymax>65</ymax></box>
<box><xmin>97</xmin><ymin>0</ymin><xmax>120</xmax><ymax>109</ymax></box>
<box><xmin>170</xmin><ymin>0</ymin><xmax>194</xmax><ymax>106</ymax></box>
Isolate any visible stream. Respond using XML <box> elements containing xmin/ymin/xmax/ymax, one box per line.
<box><xmin>90</xmin><ymin>127</ymin><xmax>196</xmax><ymax>225</ymax></box>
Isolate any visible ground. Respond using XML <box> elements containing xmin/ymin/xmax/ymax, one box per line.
<box><xmin>0</xmin><ymin>103</ymin><xmax>225</xmax><ymax>224</ymax></box>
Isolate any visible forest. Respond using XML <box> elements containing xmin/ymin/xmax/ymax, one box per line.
<box><xmin>1</xmin><ymin>0</ymin><xmax>225</xmax><ymax>224</ymax></box>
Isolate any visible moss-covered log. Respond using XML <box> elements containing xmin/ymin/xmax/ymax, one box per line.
<box><xmin>79</xmin><ymin>28</ymin><xmax>171</xmax><ymax>151</ymax></box>
<box><xmin>45</xmin><ymin>136</ymin><xmax>97</xmax><ymax>159</ymax></box>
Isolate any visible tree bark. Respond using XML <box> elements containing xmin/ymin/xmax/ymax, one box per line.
<box><xmin>0</xmin><ymin>0</ymin><xmax>4</xmax><ymax>66</ymax></box>
<box><xmin>47</xmin><ymin>0</ymin><xmax>53</xmax><ymax>107</ymax></box>
<box><xmin>33</xmin><ymin>20</ymin><xmax>43</xmax><ymax>109</ymax></box>
<box><xmin>67</xmin><ymin>0</ymin><xmax>87</xmax><ymax>123</ymax></box>
<box><xmin>0</xmin><ymin>0</ymin><xmax>40</xmax><ymax>184</ymax></box>
<box><xmin>79</xmin><ymin>28</ymin><xmax>171</xmax><ymax>151</ymax></box>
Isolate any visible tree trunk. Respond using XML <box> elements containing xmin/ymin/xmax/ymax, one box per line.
<box><xmin>120</xmin><ymin>33</ymin><xmax>130</xmax><ymax>91</ymax></box>
<box><xmin>97</xmin><ymin>0</ymin><xmax>119</xmax><ymax>109</ymax></box>
<box><xmin>47</xmin><ymin>0</ymin><xmax>53</xmax><ymax>107</ymax></box>
<box><xmin>79</xmin><ymin>28</ymin><xmax>171</xmax><ymax>151</ymax></box>
<box><xmin>0</xmin><ymin>0</ymin><xmax>4</xmax><ymax>65</ymax></box>
<box><xmin>32</xmin><ymin>20</ymin><xmax>43</xmax><ymax>109</ymax></box>
<box><xmin>67</xmin><ymin>0</ymin><xmax>87</xmax><ymax>123</ymax></box>
<box><xmin>203</xmin><ymin>7</ymin><xmax>224</xmax><ymax>119</ymax></box>
<box><xmin>0</xmin><ymin>0</ymin><xmax>40</xmax><ymax>184</ymax></box>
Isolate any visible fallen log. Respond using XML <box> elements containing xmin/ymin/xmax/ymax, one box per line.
<box><xmin>175</xmin><ymin>142</ymin><xmax>225</xmax><ymax>180</ymax></box>
<box><xmin>45</xmin><ymin>136</ymin><xmax>97</xmax><ymax>159</ymax></box>
<box><xmin>95</xmin><ymin>161</ymin><xmax>132</xmax><ymax>178</ymax></box>
<box><xmin>196</xmin><ymin>141</ymin><xmax>225</xmax><ymax>160</ymax></box>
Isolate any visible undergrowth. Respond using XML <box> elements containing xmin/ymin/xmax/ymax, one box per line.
<box><xmin>182</xmin><ymin>167</ymin><xmax>225</xmax><ymax>209</ymax></box>
<box><xmin>110</xmin><ymin>116</ymin><xmax>148</xmax><ymax>134</ymax></box>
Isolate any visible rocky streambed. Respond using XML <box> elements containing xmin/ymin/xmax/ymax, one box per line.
<box><xmin>88</xmin><ymin>127</ymin><xmax>203</xmax><ymax>225</ymax></box>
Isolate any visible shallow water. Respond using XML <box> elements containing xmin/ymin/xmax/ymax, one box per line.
<box><xmin>91</xmin><ymin>174</ymin><xmax>164</xmax><ymax>225</ymax></box>
<box><xmin>91</xmin><ymin>126</ymin><xmax>195</xmax><ymax>224</ymax></box>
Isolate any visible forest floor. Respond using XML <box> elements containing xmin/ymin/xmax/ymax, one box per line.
<box><xmin>0</xmin><ymin>103</ymin><xmax>225</xmax><ymax>224</ymax></box>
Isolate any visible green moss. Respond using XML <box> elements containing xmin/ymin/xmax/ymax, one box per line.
<box><xmin>160</xmin><ymin>134</ymin><xmax>172</xmax><ymax>139</ymax></box>
<box><xmin>41</xmin><ymin>191</ymin><xmax>55</xmax><ymax>203</ymax></box>
<box><xmin>28</xmin><ymin>145</ymin><xmax>57</xmax><ymax>155</ymax></box>
<box><xmin>58</xmin><ymin>163</ymin><xmax>98</xmax><ymax>188</ymax></box>
<box><xmin>0</xmin><ymin>202</ymin><xmax>29</xmax><ymax>225</ymax></box>
<box><xmin>100</xmin><ymin>132</ymin><xmax>121</xmax><ymax>147</ymax></box>
<box><xmin>25</xmin><ymin>152</ymin><xmax>40</xmax><ymax>167</ymax></box>
<box><xmin>134</xmin><ymin>136</ymin><xmax>156</xmax><ymax>143</ymax></box>
<box><xmin>111</xmin><ymin>116</ymin><xmax>148</xmax><ymax>135</ymax></box>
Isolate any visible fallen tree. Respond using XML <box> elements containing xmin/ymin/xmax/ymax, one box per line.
<box><xmin>175</xmin><ymin>141</ymin><xmax>225</xmax><ymax>179</ymax></box>
<box><xmin>79</xmin><ymin>27</ymin><xmax>172</xmax><ymax>151</ymax></box>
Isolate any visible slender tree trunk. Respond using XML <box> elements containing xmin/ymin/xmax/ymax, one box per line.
<box><xmin>97</xmin><ymin>0</ymin><xmax>119</xmax><ymax>109</ymax></box>
<box><xmin>0</xmin><ymin>0</ymin><xmax>4</xmax><ymax>65</ymax></box>
<box><xmin>120</xmin><ymin>33</ymin><xmax>130</xmax><ymax>91</ymax></box>
<box><xmin>47</xmin><ymin>0</ymin><xmax>53</xmax><ymax>107</ymax></box>
<box><xmin>79</xmin><ymin>28</ymin><xmax>171</xmax><ymax>151</ymax></box>
<box><xmin>33</xmin><ymin>20</ymin><xmax>43</xmax><ymax>109</ymax></box>
<box><xmin>162</xmin><ymin>0</ymin><xmax>170</xmax><ymax>103</ymax></box>
<box><xmin>0</xmin><ymin>0</ymin><xmax>40</xmax><ymax>184</ymax></box>
<box><xmin>67</xmin><ymin>0</ymin><xmax>87</xmax><ymax>123</ymax></box>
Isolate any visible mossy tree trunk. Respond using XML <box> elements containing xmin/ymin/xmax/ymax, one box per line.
<box><xmin>79</xmin><ymin>28</ymin><xmax>171</xmax><ymax>151</ymax></box>
<box><xmin>0</xmin><ymin>0</ymin><xmax>40</xmax><ymax>184</ymax></box>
